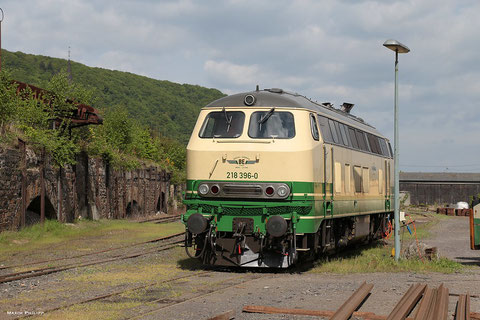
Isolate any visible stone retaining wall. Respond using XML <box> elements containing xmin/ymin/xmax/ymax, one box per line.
<box><xmin>0</xmin><ymin>142</ymin><xmax>172</xmax><ymax>231</ymax></box>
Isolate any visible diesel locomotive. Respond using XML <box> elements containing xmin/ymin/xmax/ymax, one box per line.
<box><xmin>182</xmin><ymin>88</ymin><xmax>393</xmax><ymax>268</ymax></box>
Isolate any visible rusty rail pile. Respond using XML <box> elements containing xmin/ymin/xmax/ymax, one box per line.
<box><xmin>437</xmin><ymin>208</ymin><xmax>472</xmax><ymax>217</ymax></box>
<box><xmin>243</xmin><ymin>282</ymin><xmax>477</xmax><ymax>320</ymax></box>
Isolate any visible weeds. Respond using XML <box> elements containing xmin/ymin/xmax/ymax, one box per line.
<box><xmin>310</xmin><ymin>212</ymin><xmax>463</xmax><ymax>274</ymax></box>
<box><xmin>0</xmin><ymin>219</ymin><xmax>184</xmax><ymax>258</ymax></box>
<box><xmin>311</xmin><ymin>244</ymin><xmax>463</xmax><ymax>274</ymax></box>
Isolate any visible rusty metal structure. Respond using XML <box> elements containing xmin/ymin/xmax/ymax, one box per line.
<box><xmin>13</xmin><ymin>80</ymin><xmax>103</xmax><ymax>128</ymax></box>
<box><xmin>10</xmin><ymin>80</ymin><xmax>103</xmax><ymax>226</ymax></box>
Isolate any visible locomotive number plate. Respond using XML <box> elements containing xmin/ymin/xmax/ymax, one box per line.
<box><xmin>226</xmin><ymin>172</ymin><xmax>259</xmax><ymax>179</ymax></box>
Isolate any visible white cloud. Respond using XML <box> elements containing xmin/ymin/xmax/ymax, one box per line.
<box><xmin>1</xmin><ymin>0</ymin><xmax>480</xmax><ymax>171</ymax></box>
<box><xmin>204</xmin><ymin>60</ymin><xmax>260</xmax><ymax>87</ymax></box>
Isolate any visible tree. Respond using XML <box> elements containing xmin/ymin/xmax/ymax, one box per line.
<box><xmin>0</xmin><ymin>70</ymin><xmax>20</xmax><ymax>135</ymax></box>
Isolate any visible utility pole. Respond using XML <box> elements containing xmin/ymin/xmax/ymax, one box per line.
<box><xmin>67</xmin><ymin>46</ymin><xmax>73</xmax><ymax>82</ymax></box>
<box><xmin>0</xmin><ymin>8</ymin><xmax>4</xmax><ymax>72</ymax></box>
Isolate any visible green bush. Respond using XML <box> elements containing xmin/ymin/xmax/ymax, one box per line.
<box><xmin>0</xmin><ymin>69</ymin><xmax>186</xmax><ymax>182</ymax></box>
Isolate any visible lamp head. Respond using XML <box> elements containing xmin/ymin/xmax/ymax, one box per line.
<box><xmin>383</xmin><ymin>39</ymin><xmax>410</xmax><ymax>53</ymax></box>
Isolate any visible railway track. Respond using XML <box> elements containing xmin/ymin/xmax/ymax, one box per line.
<box><xmin>0</xmin><ymin>231</ymin><xmax>185</xmax><ymax>272</ymax></box>
<box><xmin>0</xmin><ymin>232</ymin><xmax>185</xmax><ymax>284</ymax></box>
<box><xmin>125</xmin><ymin>273</ymin><xmax>267</xmax><ymax>320</ymax></box>
<box><xmin>18</xmin><ymin>271</ymin><xmax>214</xmax><ymax>319</ymax></box>
<box><xmin>17</xmin><ymin>271</ymin><xmax>267</xmax><ymax>319</ymax></box>
<box><xmin>137</xmin><ymin>214</ymin><xmax>182</xmax><ymax>224</ymax></box>
<box><xmin>0</xmin><ymin>215</ymin><xmax>182</xmax><ymax>272</ymax></box>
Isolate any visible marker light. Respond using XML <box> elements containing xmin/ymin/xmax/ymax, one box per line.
<box><xmin>265</xmin><ymin>186</ymin><xmax>275</xmax><ymax>196</ymax></box>
<box><xmin>210</xmin><ymin>184</ymin><xmax>220</xmax><ymax>195</ymax></box>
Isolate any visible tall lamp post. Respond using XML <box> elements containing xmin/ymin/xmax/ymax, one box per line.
<box><xmin>383</xmin><ymin>39</ymin><xmax>410</xmax><ymax>262</ymax></box>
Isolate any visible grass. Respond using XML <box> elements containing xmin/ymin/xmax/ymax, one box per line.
<box><xmin>310</xmin><ymin>212</ymin><xmax>464</xmax><ymax>274</ymax></box>
<box><xmin>310</xmin><ymin>244</ymin><xmax>463</xmax><ymax>274</ymax></box>
<box><xmin>0</xmin><ymin>219</ymin><xmax>185</xmax><ymax>260</ymax></box>
<box><xmin>65</xmin><ymin>261</ymin><xmax>180</xmax><ymax>285</ymax></box>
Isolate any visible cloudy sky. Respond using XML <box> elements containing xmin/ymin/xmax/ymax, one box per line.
<box><xmin>2</xmin><ymin>0</ymin><xmax>479</xmax><ymax>172</ymax></box>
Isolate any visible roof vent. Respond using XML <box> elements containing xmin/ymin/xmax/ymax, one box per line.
<box><xmin>323</xmin><ymin>102</ymin><xmax>333</xmax><ymax>108</ymax></box>
<box><xmin>341</xmin><ymin>102</ymin><xmax>354</xmax><ymax>113</ymax></box>
<box><xmin>244</xmin><ymin>94</ymin><xmax>256</xmax><ymax>106</ymax></box>
<box><xmin>266</xmin><ymin>88</ymin><xmax>283</xmax><ymax>94</ymax></box>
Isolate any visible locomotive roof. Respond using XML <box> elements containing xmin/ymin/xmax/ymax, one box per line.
<box><xmin>205</xmin><ymin>88</ymin><xmax>384</xmax><ymax>137</ymax></box>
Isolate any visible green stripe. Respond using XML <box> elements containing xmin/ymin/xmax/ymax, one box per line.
<box><xmin>184</xmin><ymin>179</ymin><xmax>392</xmax><ymax>234</ymax></box>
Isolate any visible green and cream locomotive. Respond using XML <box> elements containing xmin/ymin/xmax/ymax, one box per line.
<box><xmin>182</xmin><ymin>88</ymin><xmax>393</xmax><ymax>267</ymax></box>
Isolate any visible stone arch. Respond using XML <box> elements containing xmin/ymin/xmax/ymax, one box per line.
<box><xmin>156</xmin><ymin>191</ymin><xmax>166</xmax><ymax>213</ymax></box>
<box><xmin>26</xmin><ymin>195</ymin><xmax>57</xmax><ymax>225</ymax></box>
<box><xmin>126</xmin><ymin>200</ymin><xmax>140</xmax><ymax>217</ymax></box>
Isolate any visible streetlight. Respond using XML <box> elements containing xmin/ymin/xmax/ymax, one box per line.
<box><xmin>383</xmin><ymin>39</ymin><xmax>410</xmax><ymax>262</ymax></box>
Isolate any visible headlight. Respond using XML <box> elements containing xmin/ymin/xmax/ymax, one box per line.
<box><xmin>198</xmin><ymin>184</ymin><xmax>209</xmax><ymax>196</ymax></box>
<box><xmin>277</xmin><ymin>185</ymin><xmax>290</xmax><ymax>197</ymax></box>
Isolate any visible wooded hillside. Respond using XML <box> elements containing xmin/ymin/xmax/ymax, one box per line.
<box><xmin>2</xmin><ymin>50</ymin><xmax>225</xmax><ymax>144</ymax></box>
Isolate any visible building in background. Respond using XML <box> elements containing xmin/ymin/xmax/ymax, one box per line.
<box><xmin>400</xmin><ymin>172</ymin><xmax>480</xmax><ymax>206</ymax></box>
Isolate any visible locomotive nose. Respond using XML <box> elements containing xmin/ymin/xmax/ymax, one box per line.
<box><xmin>187</xmin><ymin>213</ymin><xmax>208</xmax><ymax>234</ymax></box>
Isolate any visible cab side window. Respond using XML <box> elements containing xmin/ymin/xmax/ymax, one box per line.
<box><xmin>310</xmin><ymin>113</ymin><xmax>319</xmax><ymax>141</ymax></box>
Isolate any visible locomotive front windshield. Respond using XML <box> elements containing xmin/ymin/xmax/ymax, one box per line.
<box><xmin>248</xmin><ymin>110</ymin><xmax>295</xmax><ymax>139</ymax></box>
<box><xmin>199</xmin><ymin>111</ymin><xmax>245</xmax><ymax>138</ymax></box>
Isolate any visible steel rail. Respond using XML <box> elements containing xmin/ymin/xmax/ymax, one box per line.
<box><xmin>330</xmin><ymin>281</ymin><xmax>374</xmax><ymax>320</ymax></box>
<box><xmin>0</xmin><ymin>235</ymin><xmax>184</xmax><ymax>284</ymax></box>
<box><xmin>455</xmin><ymin>293</ymin><xmax>471</xmax><ymax>320</ymax></box>
<box><xmin>387</xmin><ymin>283</ymin><xmax>426</xmax><ymax>320</ymax></box>
<box><xmin>153</xmin><ymin>217</ymin><xmax>182</xmax><ymax>224</ymax></box>
<box><xmin>431</xmin><ymin>284</ymin><xmax>449</xmax><ymax>320</ymax></box>
<box><xmin>207</xmin><ymin>310</ymin><xmax>235</xmax><ymax>320</ymax></box>
<box><xmin>0</xmin><ymin>231</ymin><xmax>185</xmax><ymax>271</ymax></box>
<box><xmin>137</xmin><ymin>214</ymin><xmax>182</xmax><ymax>223</ymax></box>
<box><xmin>242</xmin><ymin>305</ymin><xmax>393</xmax><ymax>320</ymax></box>
<box><xmin>413</xmin><ymin>286</ymin><xmax>437</xmax><ymax>320</ymax></box>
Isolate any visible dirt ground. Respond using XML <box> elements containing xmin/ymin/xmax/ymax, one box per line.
<box><xmin>423</xmin><ymin>215</ymin><xmax>480</xmax><ymax>265</ymax></box>
<box><xmin>146</xmin><ymin>215</ymin><xmax>480</xmax><ymax>320</ymax></box>
<box><xmin>0</xmin><ymin>214</ymin><xmax>479</xmax><ymax>320</ymax></box>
